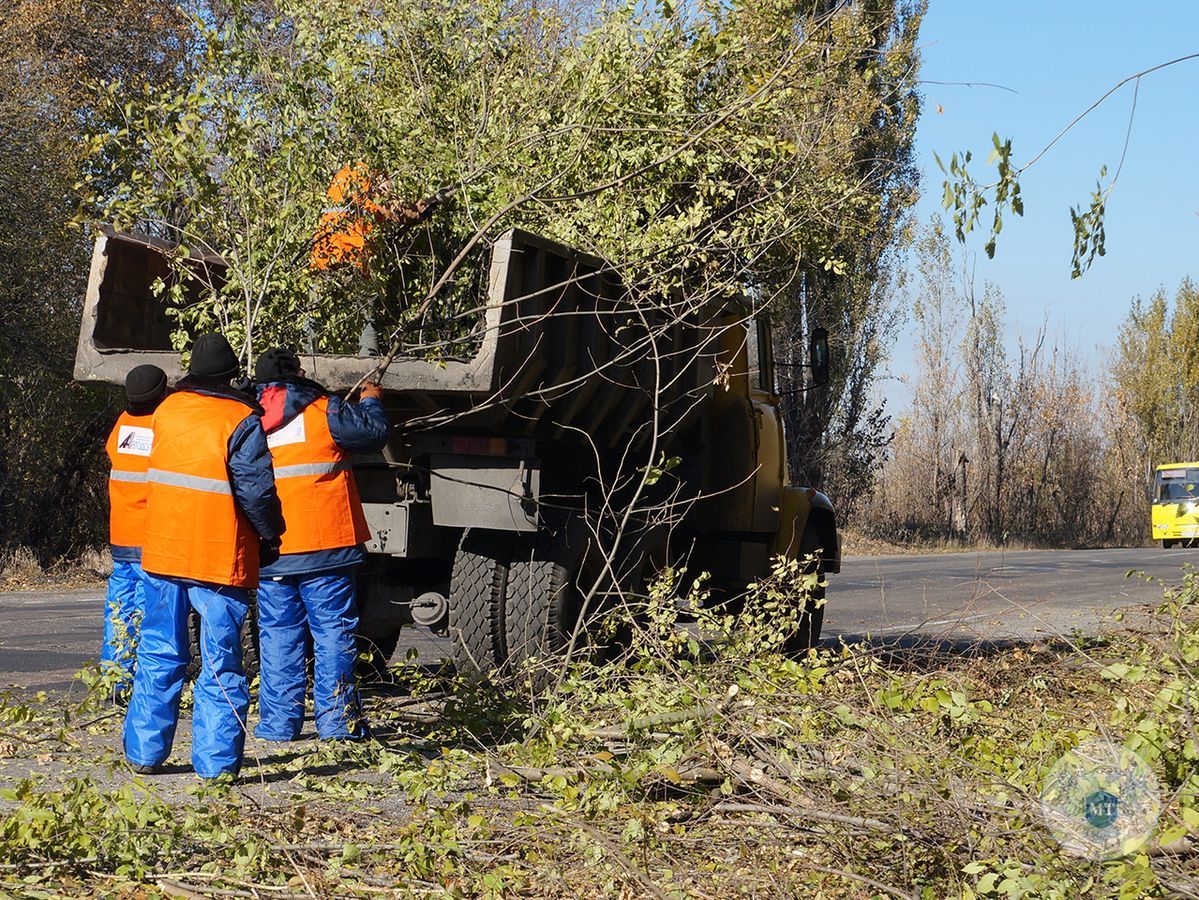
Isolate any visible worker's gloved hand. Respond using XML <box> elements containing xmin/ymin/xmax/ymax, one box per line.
<box><xmin>260</xmin><ymin>537</ymin><xmax>282</xmax><ymax>567</ymax></box>
<box><xmin>360</xmin><ymin>381</ymin><xmax>383</xmax><ymax>402</ymax></box>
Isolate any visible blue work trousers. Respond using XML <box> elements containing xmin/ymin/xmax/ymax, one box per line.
<box><xmin>256</xmin><ymin>570</ymin><xmax>363</xmax><ymax>740</ymax></box>
<box><xmin>102</xmin><ymin>560</ymin><xmax>147</xmax><ymax>682</ymax></box>
<box><xmin>123</xmin><ymin>575</ymin><xmax>250</xmax><ymax>778</ymax></box>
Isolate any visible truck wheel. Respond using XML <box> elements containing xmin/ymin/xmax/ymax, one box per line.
<box><xmin>185</xmin><ymin>593</ymin><xmax>260</xmax><ymax>681</ymax></box>
<box><xmin>1163</xmin><ymin>539</ymin><xmax>1176</xmax><ymax>550</ymax></box>
<box><xmin>242</xmin><ymin>595</ymin><xmax>261</xmax><ymax>680</ymax></box>
<box><xmin>449</xmin><ymin>529</ymin><xmax>513</xmax><ymax>678</ymax></box>
<box><xmin>782</xmin><ymin>527</ymin><xmax>826</xmax><ymax>654</ymax></box>
<box><xmin>505</xmin><ymin>516</ymin><xmax>588</xmax><ymax>690</ymax></box>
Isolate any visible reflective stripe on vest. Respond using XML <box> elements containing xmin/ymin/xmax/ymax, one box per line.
<box><xmin>147</xmin><ymin>468</ymin><xmax>233</xmax><ymax>494</ymax></box>
<box><xmin>106</xmin><ymin>411</ymin><xmax>155</xmax><ymax>549</ymax></box>
<box><xmin>109</xmin><ymin>470</ymin><xmax>148</xmax><ymax>483</ymax></box>
<box><xmin>265</xmin><ymin>397</ymin><xmax>369</xmax><ymax>556</ymax></box>
<box><xmin>273</xmin><ymin>461</ymin><xmax>353</xmax><ymax>479</ymax></box>
<box><xmin>140</xmin><ymin>391</ymin><xmax>261</xmax><ymax>588</ymax></box>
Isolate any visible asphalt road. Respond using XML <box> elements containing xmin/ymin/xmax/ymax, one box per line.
<box><xmin>826</xmin><ymin>546</ymin><xmax>1183</xmax><ymax>644</ymax></box>
<box><xmin>1</xmin><ymin>546</ymin><xmax>1190</xmax><ymax>692</ymax></box>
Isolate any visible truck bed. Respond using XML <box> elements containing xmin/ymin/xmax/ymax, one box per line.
<box><xmin>75</xmin><ymin>228</ymin><xmax>712</xmax><ymax>448</ymax></box>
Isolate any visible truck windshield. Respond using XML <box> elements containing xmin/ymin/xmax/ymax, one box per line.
<box><xmin>1154</xmin><ymin>467</ymin><xmax>1199</xmax><ymax>503</ymax></box>
<box><xmin>744</xmin><ymin>318</ymin><xmax>773</xmax><ymax>394</ymax></box>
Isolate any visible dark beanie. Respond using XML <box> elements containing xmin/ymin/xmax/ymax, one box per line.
<box><xmin>255</xmin><ymin>347</ymin><xmax>302</xmax><ymax>383</ymax></box>
<box><xmin>125</xmin><ymin>364</ymin><xmax>168</xmax><ymax>405</ymax></box>
<box><xmin>188</xmin><ymin>333</ymin><xmax>240</xmax><ymax>379</ymax></box>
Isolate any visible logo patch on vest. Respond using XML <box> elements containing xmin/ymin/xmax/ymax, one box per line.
<box><xmin>267</xmin><ymin>414</ymin><xmax>307</xmax><ymax>448</ymax></box>
<box><xmin>116</xmin><ymin>425</ymin><xmax>153</xmax><ymax>456</ymax></box>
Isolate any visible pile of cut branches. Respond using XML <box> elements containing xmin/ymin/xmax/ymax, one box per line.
<box><xmin>1</xmin><ymin>571</ymin><xmax>1198</xmax><ymax>897</ymax></box>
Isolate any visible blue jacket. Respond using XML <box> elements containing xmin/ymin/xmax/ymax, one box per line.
<box><xmin>255</xmin><ymin>379</ymin><xmax>390</xmax><ymax>577</ymax></box>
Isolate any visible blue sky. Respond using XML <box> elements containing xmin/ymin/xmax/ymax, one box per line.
<box><xmin>887</xmin><ymin>0</ymin><xmax>1199</xmax><ymax>409</ymax></box>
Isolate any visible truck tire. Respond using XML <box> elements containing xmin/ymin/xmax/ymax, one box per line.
<box><xmin>504</xmin><ymin>516</ymin><xmax>588</xmax><ymax>689</ymax></box>
<box><xmin>185</xmin><ymin>593</ymin><xmax>260</xmax><ymax>681</ymax></box>
<box><xmin>1163</xmin><ymin>539</ymin><xmax>1176</xmax><ymax>550</ymax></box>
<box><xmin>782</xmin><ymin>526</ymin><xmax>826</xmax><ymax>654</ymax></box>
<box><xmin>449</xmin><ymin>529</ymin><xmax>513</xmax><ymax>678</ymax></box>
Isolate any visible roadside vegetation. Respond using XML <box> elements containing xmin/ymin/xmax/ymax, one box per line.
<box><xmin>857</xmin><ymin>219</ymin><xmax>1196</xmax><ymax>552</ymax></box>
<box><xmin>0</xmin><ymin>548</ymin><xmax>110</xmax><ymax>592</ymax></box>
<box><xmin>3</xmin><ymin>0</ymin><xmax>923</xmax><ymax>566</ymax></box>
<box><xmin>0</xmin><ymin>0</ymin><xmax>192</xmax><ymax>561</ymax></box>
<box><xmin>3</xmin><ymin>0</ymin><xmax>1191</xmax><ymax>566</ymax></box>
<box><xmin>1</xmin><ymin>567</ymin><xmax>1197</xmax><ymax>897</ymax></box>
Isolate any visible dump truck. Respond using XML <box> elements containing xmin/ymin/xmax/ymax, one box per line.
<box><xmin>76</xmin><ymin>226</ymin><xmax>840</xmax><ymax>678</ymax></box>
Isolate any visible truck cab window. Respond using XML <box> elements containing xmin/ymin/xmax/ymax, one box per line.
<box><xmin>745</xmin><ymin>317</ymin><xmax>774</xmax><ymax>394</ymax></box>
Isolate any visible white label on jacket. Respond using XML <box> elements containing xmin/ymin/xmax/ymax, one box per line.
<box><xmin>115</xmin><ymin>425</ymin><xmax>153</xmax><ymax>456</ymax></box>
<box><xmin>267</xmin><ymin>414</ymin><xmax>306</xmax><ymax>448</ymax></box>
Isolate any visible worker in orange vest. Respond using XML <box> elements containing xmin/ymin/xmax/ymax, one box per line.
<box><xmin>309</xmin><ymin>164</ymin><xmax>440</xmax><ymax>354</ymax></box>
<box><xmin>251</xmin><ymin>347</ymin><xmax>389</xmax><ymax>741</ymax></box>
<box><xmin>123</xmin><ymin>334</ymin><xmax>285</xmax><ymax>779</ymax></box>
<box><xmin>310</xmin><ymin>163</ymin><xmax>387</xmax><ymax>275</ymax></box>
<box><xmin>102</xmin><ymin>364</ymin><xmax>168</xmax><ymax>695</ymax></box>
<box><xmin>309</xmin><ymin>164</ymin><xmax>438</xmax><ymax>273</ymax></box>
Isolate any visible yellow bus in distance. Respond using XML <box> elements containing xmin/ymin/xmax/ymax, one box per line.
<box><xmin>1153</xmin><ymin>462</ymin><xmax>1199</xmax><ymax>548</ymax></box>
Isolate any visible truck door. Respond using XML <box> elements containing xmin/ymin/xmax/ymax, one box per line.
<box><xmin>746</xmin><ymin>317</ymin><xmax>785</xmax><ymax>534</ymax></box>
<box><xmin>695</xmin><ymin>313</ymin><xmax>782</xmax><ymax>537</ymax></box>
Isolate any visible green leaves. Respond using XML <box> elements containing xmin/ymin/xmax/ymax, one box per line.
<box><xmin>1110</xmin><ymin>277</ymin><xmax>1199</xmax><ymax>469</ymax></box>
<box><xmin>1100</xmin><ymin>661</ymin><xmax>1146</xmax><ymax>683</ymax></box>
<box><xmin>938</xmin><ymin>133</ymin><xmax>1024</xmax><ymax>261</ymax></box>
<box><xmin>5</xmin><ymin>567</ymin><xmax>1199</xmax><ymax>896</ymax></box>
<box><xmin>86</xmin><ymin>0</ymin><xmax>922</xmax><ymax>357</ymax></box>
<box><xmin>0</xmin><ymin>778</ymin><xmax>184</xmax><ymax>878</ymax></box>
<box><xmin>1069</xmin><ymin>166</ymin><xmax>1109</xmax><ymax>278</ymax></box>
<box><xmin>638</xmin><ymin>453</ymin><xmax>681</xmax><ymax>486</ymax></box>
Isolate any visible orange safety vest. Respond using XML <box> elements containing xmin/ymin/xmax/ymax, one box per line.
<box><xmin>141</xmin><ymin>392</ymin><xmax>262</xmax><ymax>588</ymax></box>
<box><xmin>310</xmin><ymin>164</ymin><xmax>384</xmax><ymax>273</ymax></box>
<box><xmin>106</xmin><ymin>410</ymin><xmax>155</xmax><ymax>548</ymax></box>
<box><xmin>265</xmin><ymin>396</ymin><xmax>370</xmax><ymax>556</ymax></box>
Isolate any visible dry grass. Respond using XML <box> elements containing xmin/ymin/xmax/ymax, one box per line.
<box><xmin>0</xmin><ymin>546</ymin><xmax>109</xmax><ymax>591</ymax></box>
<box><xmin>840</xmin><ymin>527</ymin><xmax>1034</xmax><ymax>557</ymax></box>
<box><xmin>839</xmin><ymin>526</ymin><xmax>1148</xmax><ymax>558</ymax></box>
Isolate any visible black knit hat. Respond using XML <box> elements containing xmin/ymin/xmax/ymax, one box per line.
<box><xmin>254</xmin><ymin>347</ymin><xmax>302</xmax><ymax>383</ymax></box>
<box><xmin>125</xmin><ymin>364</ymin><xmax>168</xmax><ymax>404</ymax></box>
<box><xmin>188</xmin><ymin>333</ymin><xmax>240</xmax><ymax>379</ymax></box>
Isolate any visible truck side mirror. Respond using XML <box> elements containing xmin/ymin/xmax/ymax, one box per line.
<box><xmin>809</xmin><ymin>327</ymin><xmax>830</xmax><ymax>386</ymax></box>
